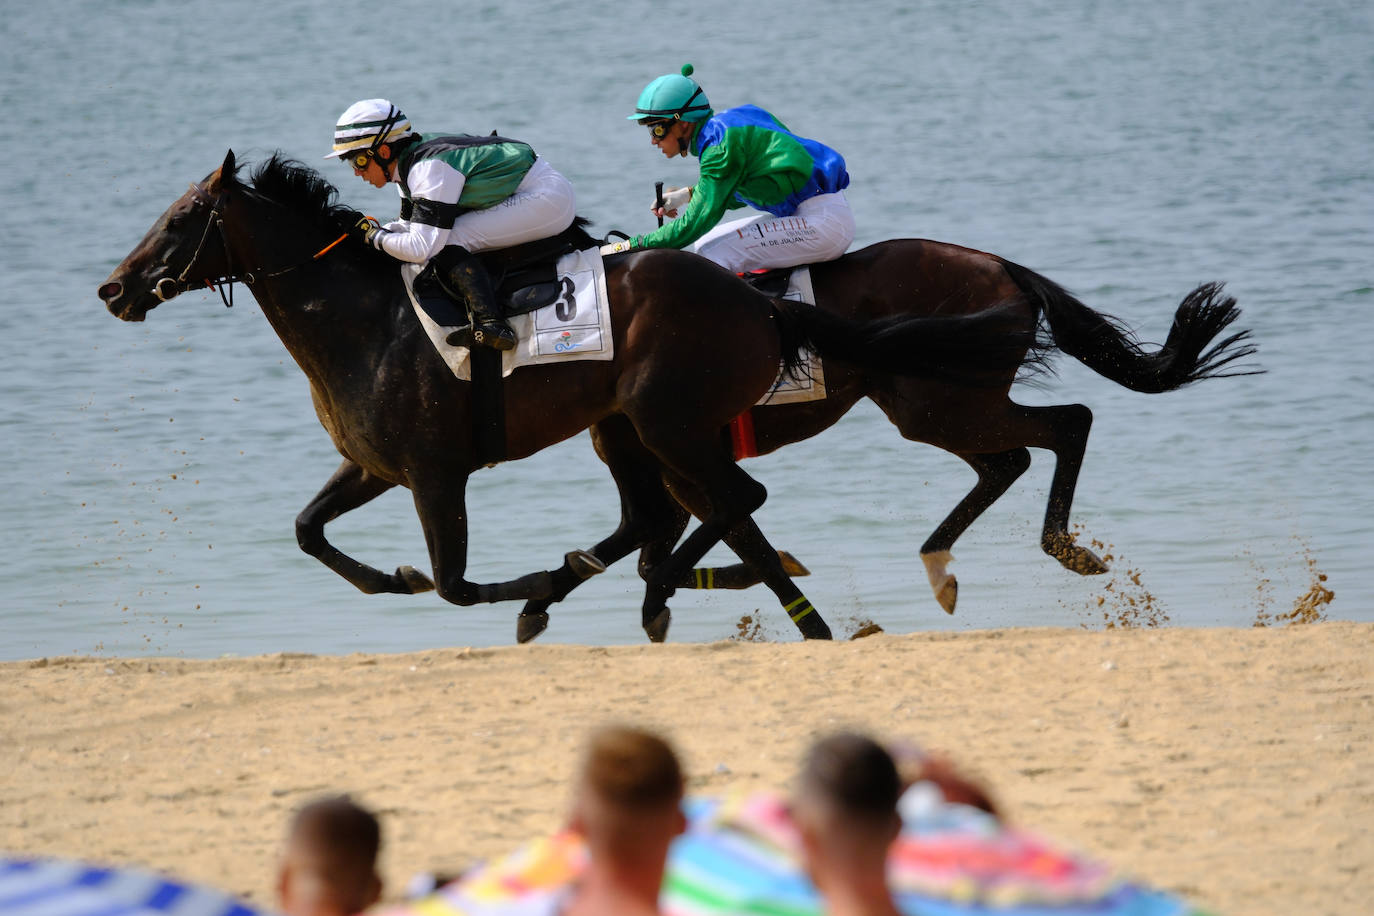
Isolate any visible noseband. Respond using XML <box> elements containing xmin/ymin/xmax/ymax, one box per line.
<box><xmin>154</xmin><ymin>181</ymin><xmax>346</xmax><ymax>308</ymax></box>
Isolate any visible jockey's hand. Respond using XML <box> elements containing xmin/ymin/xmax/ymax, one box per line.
<box><xmin>652</xmin><ymin>185</ymin><xmax>692</xmax><ymax>220</ymax></box>
<box><xmin>349</xmin><ymin>215</ymin><xmax>383</xmax><ymax>247</ymax></box>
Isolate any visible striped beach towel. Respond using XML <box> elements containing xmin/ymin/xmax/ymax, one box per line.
<box><xmin>383</xmin><ymin>788</ymin><xmax>1212</xmax><ymax>916</ymax></box>
<box><xmin>0</xmin><ymin>856</ymin><xmax>264</xmax><ymax>916</ymax></box>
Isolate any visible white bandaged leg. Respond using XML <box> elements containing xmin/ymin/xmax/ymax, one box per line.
<box><xmin>445</xmin><ymin>159</ymin><xmax>578</xmax><ymax>252</ymax></box>
<box><xmin>689</xmin><ymin>191</ymin><xmax>855</xmax><ymax>273</ymax></box>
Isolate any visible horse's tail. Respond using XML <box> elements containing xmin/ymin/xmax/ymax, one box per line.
<box><xmin>997</xmin><ymin>258</ymin><xmax>1260</xmax><ymax>393</ymax></box>
<box><xmin>771</xmin><ymin>297</ymin><xmax>1043</xmax><ymax>386</ymax></box>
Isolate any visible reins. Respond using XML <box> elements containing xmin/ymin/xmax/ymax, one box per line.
<box><xmin>156</xmin><ymin>181</ymin><xmax>347</xmax><ymax>308</ymax></box>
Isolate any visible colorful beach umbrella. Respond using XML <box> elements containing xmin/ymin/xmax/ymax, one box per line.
<box><xmin>392</xmin><ymin>788</ymin><xmax>1210</xmax><ymax>916</ymax></box>
<box><xmin>0</xmin><ymin>855</ymin><xmax>268</xmax><ymax>916</ymax></box>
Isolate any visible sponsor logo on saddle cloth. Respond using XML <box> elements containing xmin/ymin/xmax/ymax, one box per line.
<box><xmin>757</xmin><ymin>267</ymin><xmax>825</xmax><ymax>406</ymax></box>
<box><xmin>401</xmin><ymin>247</ymin><xmax>613</xmax><ymax>380</ymax></box>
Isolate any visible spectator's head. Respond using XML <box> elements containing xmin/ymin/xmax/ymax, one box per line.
<box><xmin>276</xmin><ymin>795</ymin><xmax>383</xmax><ymax>916</ymax></box>
<box><xmin>791</xmin><ymin>733</ymin><xmax>902</xmax><ymax>884</ymax></box>
<box><xmin>570</xmin><ymin>725</ymin><xmax>686</xmax><ymax>859</ymax></box>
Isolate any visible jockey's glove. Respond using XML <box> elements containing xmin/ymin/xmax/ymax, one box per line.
<box><xmin>658</xmin><ymin>185</ymin><xmax>692</xmax><ymax>218</ymax></box>
<box><xmin>350</xmin><ymin>215</ymin><xmax>384</xmax><ymax>248</ymax></box>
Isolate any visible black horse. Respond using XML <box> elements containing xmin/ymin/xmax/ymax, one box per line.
<box><xmin>515</xmin><ymin>219</ymin><xmax>1257</xmax><ymax>640</ymax></box>
<box><xmin>98</xmin><ymin>151</ymin><xmax>1038</xmax><ymax>642</ymax></box>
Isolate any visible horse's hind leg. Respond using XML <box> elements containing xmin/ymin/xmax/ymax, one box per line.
<box><xmin>918</xmin><ymin>402</ymin><xmax>1107</xmax><ymax>580</ymax></box>
<box><xmin>1030</xmin><ymin>403</ymin><xmax>1109</xmax><ymax>575</ymax></box>
<box><xmin>919</xmin><ymin>448</ymin><xmax>1033</xmax><ymax>614</ymax></box>
<box><xmin>296</xmin><ymin>459</ymin><xmax>434</xmax><ymax>594</ymax></box>
<box><xmin>626</xmin><ymin>428</ymin><xmax>776</xmax><ymax>641</ymax></box>
<box><xmin>515</xmin><ymin>417</ymin><xmax>688</xmax><ymax>643</ymax></box>
<box><xmin>664</xmin><ymin>472</ymin><xmax>831</xmax><ymax>639</ymax></box>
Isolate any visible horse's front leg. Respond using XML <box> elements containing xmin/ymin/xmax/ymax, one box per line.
<box><xmin>296</xmin><ymin>459</ymin><xmax>434</xmax><ymax>594</ymax></box>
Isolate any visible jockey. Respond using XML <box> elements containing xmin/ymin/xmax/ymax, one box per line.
<box><xmin>327</xmin><ymin>99</ymin><xmax>576</xmax><ymax>351</ymax></box>
<box><xmin>605</xmin><ymin>65</ymin><xmax>855</xmax><ymax>275</ymax></box>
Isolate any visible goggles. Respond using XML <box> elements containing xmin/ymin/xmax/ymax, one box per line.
<box><xmin>644</xmin><ymin>119</ymin><xmax>675</xmax><ymax>140</ymax></box>
<box><xmin>344</xmin><ymin>149</ymin><xmax>375</xmax><ymax>170</ymax></box>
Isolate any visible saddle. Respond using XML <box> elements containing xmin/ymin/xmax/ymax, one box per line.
<box><xmin>479</xmin><ymin>218</ymin><xmax>600</xmax><ymax>317</ymax></box>
<box><xmin>410</xmin><ymin>217</ymin><xmax>598</xmax><ymax>320</ymax></box>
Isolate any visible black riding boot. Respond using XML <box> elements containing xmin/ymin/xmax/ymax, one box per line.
<box><xmin>436</xmin><ymin>246</ymin><xmax>517</xmax><ymax>352</ymax></box>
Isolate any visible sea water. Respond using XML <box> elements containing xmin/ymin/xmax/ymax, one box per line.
<box><xmin>1</xmin><ymin>0</ymin><xmax>1370</xmax><ymax>659</ymax></box>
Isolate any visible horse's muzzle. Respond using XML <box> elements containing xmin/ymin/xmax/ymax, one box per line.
<box><xmin>98</xmin><ymin>278</ymin><xmax>155</xmax><ymax>322</ymax></box>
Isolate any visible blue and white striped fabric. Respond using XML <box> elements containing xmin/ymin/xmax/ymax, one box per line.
<box><xmin>0</xmin><ymin>856</ymin><xmax>268</xmax><ymax>916</ymax></box>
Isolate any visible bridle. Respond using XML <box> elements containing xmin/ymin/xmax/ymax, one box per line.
<box><xmin>154</xmin><ymin>181</ymin><xmax>346</xmax><ymax>308</ymax></box>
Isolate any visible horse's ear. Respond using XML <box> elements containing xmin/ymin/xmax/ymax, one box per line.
<box><xmin>208</xmin><ymin>149</ymin><xmax>237</xmax><ymax>194</ymax></box>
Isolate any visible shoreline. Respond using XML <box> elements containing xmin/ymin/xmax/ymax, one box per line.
<box><xmin>3</xmin><ymin>622</ymin><xmax>1370</xmax><ymax>915</ymax></box>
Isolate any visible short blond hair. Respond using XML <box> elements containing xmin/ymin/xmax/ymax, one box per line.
<box><xmin>580</xmin><ymin>726</ymin><xmax>684</xmax><ymax>810</ymax></box>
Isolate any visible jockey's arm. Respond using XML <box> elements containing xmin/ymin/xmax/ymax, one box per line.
<box><xmin>374</xmin><ymin>159</ymin><xmax>466</xmax><ymax>263</ymax></box>
<box><xmin>631</xmin><ymin>143</ymin><xmax>746</xmax><ymax>250</ymax></box>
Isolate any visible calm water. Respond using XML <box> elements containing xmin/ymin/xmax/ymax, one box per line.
<box><xmin>2</xmin><ymin>0</ymin><xmax>1370</xmax><ymax>659</ymax></box>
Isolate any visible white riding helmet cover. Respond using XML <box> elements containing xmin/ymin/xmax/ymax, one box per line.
<box><xmin>325</xmin><ymin>99</ymin><xmax>414</xmax><ymax>159</ymax></box>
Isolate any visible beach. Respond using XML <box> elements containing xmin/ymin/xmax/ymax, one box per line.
<box><xmin>2</xmin><ymin>621</ymin><xmax>1370</xmax><ymax>915</ymax></box>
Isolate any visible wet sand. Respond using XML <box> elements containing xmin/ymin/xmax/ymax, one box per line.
<box><xmin>2</xmin><ymin>621</ymin><xmax>1370</xmax><ymax>915</ymax></box>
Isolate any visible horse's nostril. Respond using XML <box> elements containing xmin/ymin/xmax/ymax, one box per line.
<box><xmin>98</xmin><ymin>281</ymin><xmax>122</xmax><ymax>301</ymax></box>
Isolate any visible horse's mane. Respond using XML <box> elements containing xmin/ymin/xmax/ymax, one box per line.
<box><xmin>247</xmin><ymin>152</ymin><xmax>364</xmax><ymax>228</ymax></box>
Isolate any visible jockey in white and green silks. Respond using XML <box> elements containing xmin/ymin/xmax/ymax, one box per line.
<box><xmin>327</xmin><ymin>98</ymin><xmax>576</xmax><ymax>351</ymax></box>
<box><xmin>605</xmin><ymin>65</ymin><xmax>855</xmax><ymax>274</ymax></box>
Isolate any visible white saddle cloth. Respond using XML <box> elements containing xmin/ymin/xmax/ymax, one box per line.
<box><xmin>757</xmin><ymin>267</ymin><xmax>826</xmax><ymax>406</ymax></box>
<box><xmin>402</xmin><ymin>247</ymin><xmax>614</xmax><ymax>380</ymax></box>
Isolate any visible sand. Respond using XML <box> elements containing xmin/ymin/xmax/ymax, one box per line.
<box><xmin>2</xmin><ymin>621</ymin><xmax>1370</xmax><ymax>915</ymax></box>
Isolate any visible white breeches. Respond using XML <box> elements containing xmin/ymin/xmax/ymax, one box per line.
<box><xmin>445</xmin><ymin>159</ymin><xmax>578</xmax><ymax>252</ymax></box>
<box><xmin>688</xmin><ymin>191</ymin><xmax>855</xmax><ymax>273</ymax></box>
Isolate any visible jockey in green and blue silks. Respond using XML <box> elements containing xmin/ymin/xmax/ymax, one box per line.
<box><xmin>607</xmin><ymin>65</ymin><xmax>856</xmax><ymax>274</ymax></box>
<box><xmin>327</xmin><ymin>98</ymin><xmax>577</xmax><ymax>351</ymax></box>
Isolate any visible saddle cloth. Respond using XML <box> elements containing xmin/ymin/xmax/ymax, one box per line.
<box><xmin>755</xmin><ymin>267</ymin><xmax>825</xmax><ymax>406</ymax></box>
<box><xmin>402</xmin><ymin>247</ymin><xmax>613</xmax><ymax>381</ymax></box>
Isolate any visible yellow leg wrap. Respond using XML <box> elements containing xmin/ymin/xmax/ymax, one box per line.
<box><xmin>785</xmin><ymin>596</ymin><xmax>814</xmax><ymax>622</ymax></box>
<box><xmin>693</xmin><ymin>568</ymin><xmax>716</xmax><ymax>589</ymax></box>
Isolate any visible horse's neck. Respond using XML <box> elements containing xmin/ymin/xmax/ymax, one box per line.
<box><xmin>236</xmin><ymin>225</ymin><xmax>404</xmax><ymax>388</ymax></box>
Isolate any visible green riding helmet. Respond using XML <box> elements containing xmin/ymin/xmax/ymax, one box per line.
<box><xmin>630</xmin><ymin>63</ymin><xmax>713</xmax><ymax>122</ymax></box>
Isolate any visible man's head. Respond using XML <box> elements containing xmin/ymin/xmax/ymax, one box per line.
<box><xmin>791</xmin><ymin>733</ymin><xmax>902</xmax><ymax>877</ymax></box>
<box><xmin>326</xmin><ymin>99</ymin><xmax>415</xmax><ymax>187</ymax></box>
<box><xmin>276</xmin><ymin>795</ymin><xmax>383</xmax><ymax>916</ymax></box>
<box><xmin>570</xmin><ymin>725</ymin><xmax>686</xmax><ymax>858</ymax></box>
<box><xmin>631</xmin><ymin>65</ymin><xmax>711</xmax><ymax>159</ymax></box>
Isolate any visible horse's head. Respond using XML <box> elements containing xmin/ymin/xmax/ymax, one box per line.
<box><xmin>99</xmin><ymin>149</ymin><xmax>241</xmax><ymax>321</ymax></box>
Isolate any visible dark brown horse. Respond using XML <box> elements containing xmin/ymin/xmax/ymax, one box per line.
<box><xmin>97</xmin><ymin>151</ymin><xmax>1038</xmax><ymax>642</ymax></box>
<box><xmin>514</xmin><ymin>226</ymin><xmax>1256</xmax><ymax>641</ymax></box>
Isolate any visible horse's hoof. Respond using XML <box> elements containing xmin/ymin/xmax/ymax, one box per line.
<box><xmin>935</xmin><ymin>576</ymin><xmax>958</xmax><ymax>614</ymax></box>
<box><xmin>1042</xmin><ymin>535</ymin><xmax>1110</xmax><ymax>577</ymax></box>
<box><xmin>1069</xmin><ymin>549</ymin><xmax>1110</xmax><ymax>576</ymax></box>
<box><xmin>921</xmin><ymin>551</ymin><xmax>957</xmax><ymax>614</ymax></box>
<box><xmin>566</xmin><ymin>549</ymin><xmax>607</xmax><ymax>580</ymax></box>
<box><xmin>396</xmin><ymin>565</ymin><xmax>436</xmax><ymax>593</ymax></box>
<box><xmin>643</xmin><ymin>609</ymin><xmax>671</xmax><ymax>643</ymax></box>
<box><xmin>778</xmin><ymin>551</ymin><xmax>811</xmax><ymax>577</ymax></box>
<box><xmin>516</xmin><ymin>611</ymin><xmax>550</xmax><ymax>644</ymax></box>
